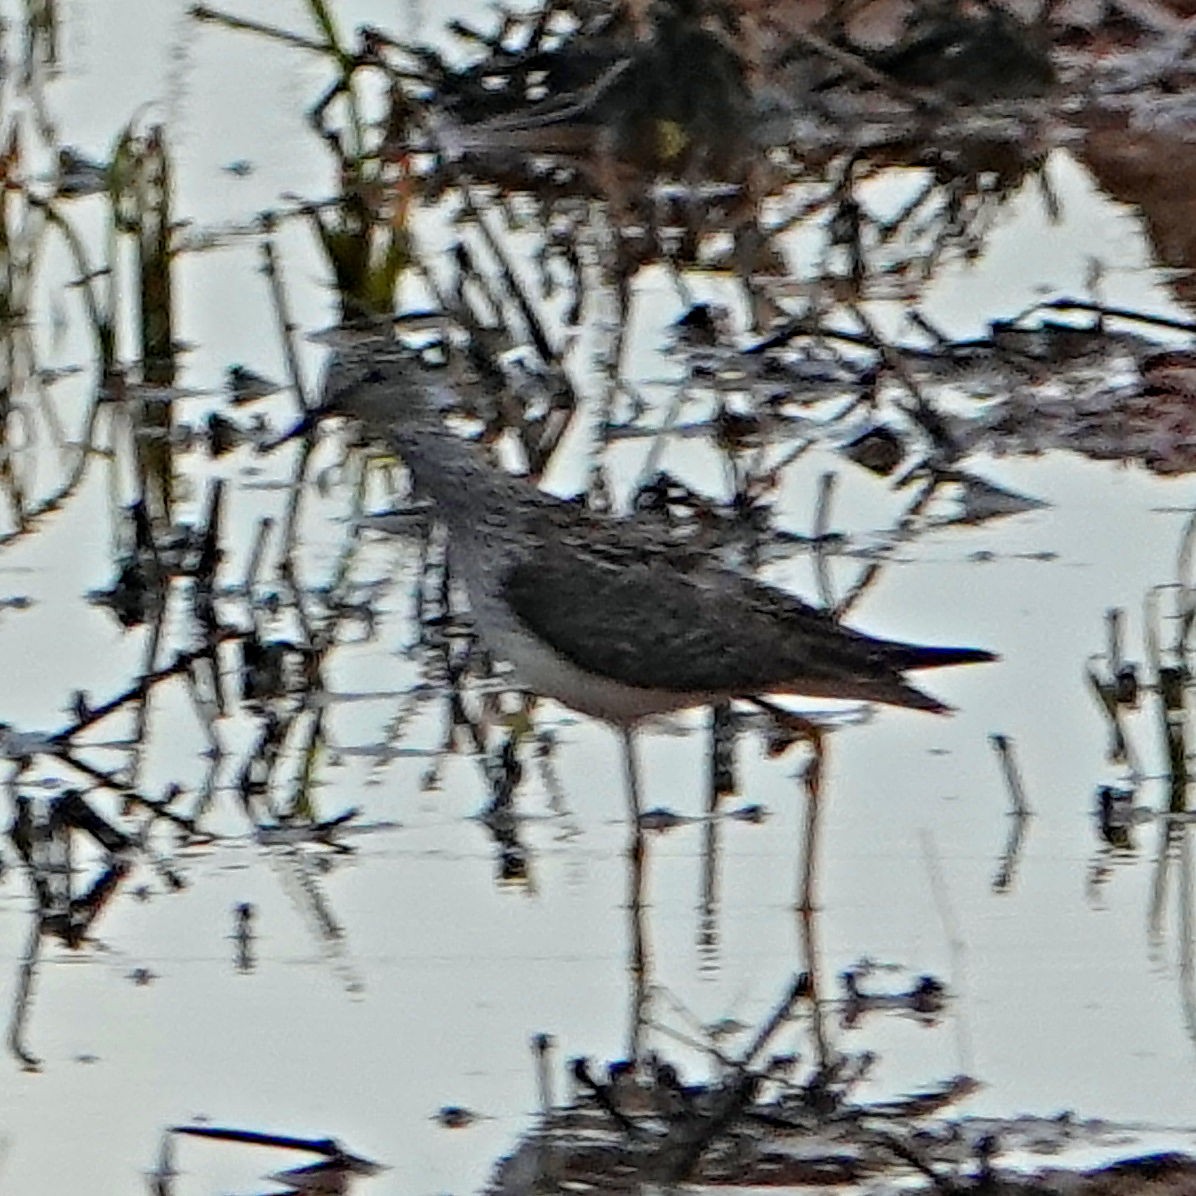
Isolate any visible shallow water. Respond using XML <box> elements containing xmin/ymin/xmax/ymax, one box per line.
<box><xmin>1</xmin><ymin>2</ymin><xmax>1196</xmax><ymax>1194</ymax></box>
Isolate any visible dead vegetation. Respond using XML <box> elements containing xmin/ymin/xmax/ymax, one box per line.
<box><xmin>2</xmin><ymin>0</ymin><xmax>1196</xmax><ymax>1191</ymax></box>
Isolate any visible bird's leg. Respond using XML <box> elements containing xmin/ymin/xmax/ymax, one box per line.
<box><xmin>620</xmin><ymin>726</ymin><xmax>650</xmax><ymax>1061</ymax></box>
<box><xmin>796</xmin><ymin>726</ymin><xmax>829</xmax><ymax>1069</ymax></box>
<box><xmin>709</xmin><ymin>700</ymin><xmax>736</xmax><ymax>804</ymax></box>
<box><xmin>621</xmin><ymin>727</ymin><xmax>643</xmax><ymax>822</ymax></box>
<box><xmin>699</xmin><ymin>702</ymin><xmax>735</xmax><ymax>968</ymax></box>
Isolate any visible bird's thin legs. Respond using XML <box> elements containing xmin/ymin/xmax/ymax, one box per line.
<box><xmin>796</xmin><ymin>727</ymin><xmax>829</xmax><ymax>1068</ymax></box>
<box><xmin>699</xmin><ymin>701</ymin><xmax>735</xmax><ymax>970</ymax></box>
<box><xmin>621</xmin><ymin>726</ymin><xmax>650</xmax><ymax>1060</ymax></box>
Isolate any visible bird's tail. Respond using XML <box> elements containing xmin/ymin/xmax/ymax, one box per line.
<box><xmin>836</xmin><ymin>640</ymin><xmax>997</xmax><ymax>714</ymax></box>
<box><xmin>887</xmin><ymin>643</ymin><xmax>998</xmax><ymax>672</ymax></box>
<box><xmin>837</xmin><ymin>675</ymin><xmax>956</xmax><ymax>715</ymax></box>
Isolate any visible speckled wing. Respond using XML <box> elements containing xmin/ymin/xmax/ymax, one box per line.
<box><xmin>499</xmin><ymin>537</ymin><xmax>971</xmax><ymax>710</ymax></box>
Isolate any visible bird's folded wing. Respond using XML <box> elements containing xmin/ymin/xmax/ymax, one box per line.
<box><xmin>499</xmin><ymin>539</ymin><xmax>902</xmax><ymax>696</ymax></box>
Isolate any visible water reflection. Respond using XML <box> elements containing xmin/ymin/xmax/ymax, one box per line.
<box><xmin>1080</xmin><ymin>514</ymin><xmax>1196</xmax><ymax>1073</ymax></box>
<box><xmin>151</xmin><ymin>1125</ymin><xmax>385</xmax><ymax>1195</ymax></box>
<box><xmin>6</xmin><ymin>0</ymin><xmax>1196</xmax><ymax>1191</ymax></box>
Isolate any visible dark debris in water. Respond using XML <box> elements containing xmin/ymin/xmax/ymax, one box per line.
<box><xmin>9</xmin><ymin>0</ymin><xmax>1196</xmax><ymax>1191</ymax></box>
<box><xmin>157</xmin><ymin>1125</ymin><xmax>385</xmax><ymax>1195</ymax></box>
<box><xmin>336</xmin><ymin>0</ymin><xmax>1196</xmax><ymax>478</ymax></box>
<box><xmin>495</xmin><ymin>1042</ymin><xmax>1196</xmax><ymax>1195</ymax></box>
<box><xmin>495</xmin><ymin>1037</ymin><xmax>1196</xmax><ymax>1194</ymax></box>
<box><xmin>1083</xmin><ymin>543</ymin><xmax>1196</xmax><ymax>890</ymax></box>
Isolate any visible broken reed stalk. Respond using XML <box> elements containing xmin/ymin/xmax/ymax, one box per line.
<box><xmin>989</xmin><ymin>733</ymin><xmax>1030</xmax><ymax>817</ymax></box>
<box><xmin>188</xmin><ymin>4</ymin><xmax>326</xmax><ymax>52</ymax></box>
<box><xmin>846</xmin><ymin>301</ymin><xmax>956</xmax><ymax>457</ymax></box>
<box><xmin>1148</xmin><ymin>798</ymin><xmax>1178</xmax><ymax>940</ymax></box>
<box><xmin>29</xmin><ymin>196</ymin><xmax>117</xmax><ymax>369</ymax></box>
<box><xmin>813</xmin><ymin>471</ymin><xmax>837</xmax><ymax>610</ymax></box>
<box><xmin>7</xmin><ymin>913</ymin><xmax>43</xmax><ymax>1071</ymax></box>
<box><xmin>48</xmin><ymin>631</ymin><xmax>244</xmax><ymax>746</ymax></box>
<box><xmin>532</xmin><ymin>1032</ymin><xmax>554</xmax><ymax>1113</ymax></box>
<box><xmin>1085</xmin><ymin>659</ymin><xmax>1130</xmax><ymax>766</ymax></box>
<box><xmin>454</xmin><ymin>186</ymin><xmax>566</xmax><ymax>382</ymax></box>
<box><xmin>1176</xmin><ymin>512</ymin><xmax>1196</xmax><ymax>652</ymax></box>
<box><xmin>50</xmin><ymin>751</ymin><xmax>197</xmax><ymax>834</ymax></box>
<box><xmin>992</xmin><ymin>809</ymin><xmax>1028</xmax><ymax>894</ymax></box>
<box><xmin>1037</xmin><ymin>297</ymin><xmax>1196</xmax><ymax>336</ymax></box>
<box><xmin>260</xmin><ymin>234</ymin><xmax>310</xmax><ymax>411</ymax></box>
<box><xmin>130</xmin><ymin>125</ymin><xmax>174</xmax><ymax>385</ymax></box>
<box><xmin>1179</xmin><ymin>828</ymin><xmax>1195</xmax><ymax>1002</ymax></box>
<box><xmin>737</xmin><ymin>970</ymin><xmax>810</xmax><ymax>1074</ymax></box>
<box><xmin>1144</xmin><ymin>588</ymin><xmax>1189</xmax><ymax>815</ymax></box>
<box><xmin>302</xmin><ymin>23</ymin><xmax>414</xmax><ymax>322</ymax></box>
<box><xmin>834</xmin><ymin>475</ymin><xmax>939</xmax><ymax>621</ymax></box>
<box><xmin>655</xmin><ymin>1071</ymin><xmax>759</xmax><ymax>1181</ymax></box>
<box><xmin>792</xmin><ymin>29</ymin><xmax>945</xmax><ymax>111</ymax></box>
<box><xmin>1107</xmin><ymin>607</ymin><xmax>1124</xmax><ymax>673</ymax></box>
<box><xmin>243</xmin><ymin>517</ymin><xmax>275</xmax><ymax>593</ymax></box>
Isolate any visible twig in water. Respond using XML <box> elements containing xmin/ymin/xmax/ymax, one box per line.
<box><xmin>846</xmin><ymin>301</ymin><xmax>956</xmax><ymax>457</ymax></box>
<box><xmin>6</xmin><ymin>914</ymin><xmax>42</xmax><ymax>1071</ymax></box>
<box><xmin>259</xmin><ymin>232</ymin><xmax>310</xmax><ymax>412</ymax></box>
<box><xmin>792</xmin><ymin>29</ymin><xmax>947</xmax><ymax>112</ymax></box>
<box><xmin>189</xmin><ymin>5</ymin><xmax>328</xmax><ymax>52</ymax></box>
<box><xmin>989</xmin><ymin>733</ymin><xmax>1030</xmax><ymax>816</ymax></box>
<box><xmin>1107</xmin><ymin>607</ymin><xmax>1125</xmax><ymax>675</ymax></box>
<box><xmin>242</xmin><ymin>516</ymin><xmax>274</xmax><ymax>594</ymax></box>
<box><xmin>1176</xmin><ymin>512</ymin><xmax>1196</xmax><ymax>653</ymax></box>
<box><xmin>1035</xmin><ymin>297</ymin><xmax>1196</xmax><ymax>336</ymax></box>
<box><xmin>813</xmin><ymin>471</ymin><xmax>837</xmax><ymax>610</ymax></box>
<box><xmin>569</xmin><ymin>1057</ymin><xmax>644</xmax><ymax>1138</ymax></box>
<box><xmin>532</xmin><ymin>1033</ymin><xmax>554</xmax><ymax>1113</ymax></box>
<box><xmin>736</xmin><ymin>971</ymin><xmax>811</xmax><ymax>1074</ymax></box>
